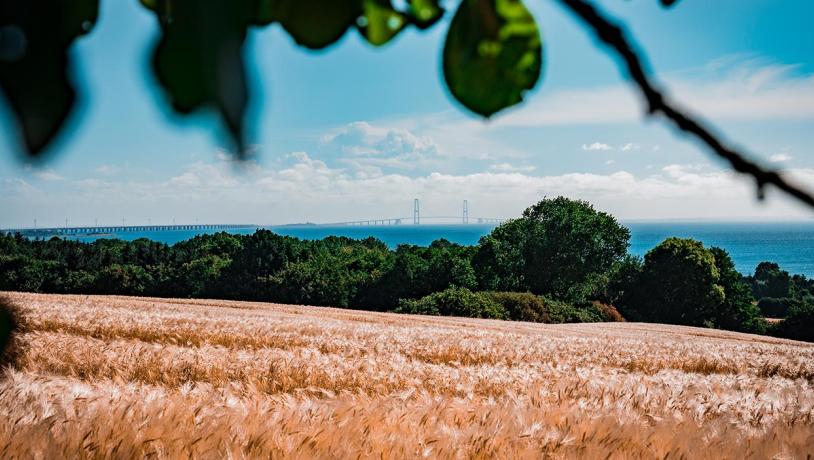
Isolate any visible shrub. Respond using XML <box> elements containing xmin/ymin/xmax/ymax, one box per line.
<box><xmin>485</xmin><ymin>291</ymin><xmax>549</xmax><ymax>323</ymax></box>
<box><xmin>483</xmin><ymin>292</ymin><xmax>624</xmax><ymax>324</ymax></box>
<box><xmin>545</xmin><ymin>299</ymin><xmax>605</xmax><ymax>323</ymax></box>
<box><xmin>757</xmin><ymin>297</ymin><xmax>801</xmax><ymax>318</ymax></box>
<box><xmin>593</xmin><ymin>302</ymin><xmax>626</xmax><ymax>322</ymax></box>
<box><xmin>395</xmin><ymin>286</ymin><xmax>507</xmax><ymax>320</ymax></box>
<box><xmin>771</xmin><ymin>303</ymin><xmax>814</xmax><ymax>343</ymax></box>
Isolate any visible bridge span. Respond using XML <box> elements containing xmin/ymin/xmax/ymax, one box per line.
<box><xmin>323</xmin><ymin>216</ymin><xmax>506</xmax><ymax>226</ymax></box>
<box><xmin>320</xmin><ymin>199</ymin><xmax>506</xmax><ymax>226</ymax></box>
<box><xmin>2</xmin><ymin>224</ymin><xmax>258</xmax><ymax>238</ymax></box>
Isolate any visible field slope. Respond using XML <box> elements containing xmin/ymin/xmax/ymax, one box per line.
<box><xmin>1</xmin><ymin>292</ymin><xmax>813</xmax><ymax>458</ymax></box>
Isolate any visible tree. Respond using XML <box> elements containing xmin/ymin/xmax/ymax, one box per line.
<box><xmin>179</xmin><ymin>255</ymin><xmax>232</xmax><ymax>298</ymax></box>
<box><xmin>620</xmin><ymin>238</ymin><xmax>724</xmax><ymax>327</ymax></box>
<box><xmin>791</xmin><ymin>274</ymin><xmax>814</xmax><ymax>303</ymax></box>
<box><xmin>620</xmin><ymin>239</ymin><xmax>764</xmax><ymax>332</ymax></box>
<box><xmin>591</xmin><ymin>255</ymin><xmax>643</xmax><ymax>307</ymax></box>
<box><xmin>358</xmin><ymin>240</ymin><xmax>476</xmax><ymax>310</ymax></box>
<box><xmin>1</xmin><ymin>0</ymin><xmax>811</xmax><ymax>208</ymax></box>
<box><xmin>709</xmin><ymin>247</ymin><xmax>765</xmax><ymax>333</ymax></box>
<box><xmin>94</xmin><ymin>264</ymin><xmax>154</xmax><ymax>295</ymax></box>
<box><xmin>771</xmin><ymin>303</ymin><xmax>814</xmax><ymax>343</ymax></box>
<box><xmin>749</xmin><ymin>262</ymin><xmax>792</xmax><ymax>300</ymax></box>
<box><xmin>472</xmin><ymin>220</ymin><xmax>526</xmax><ymax>292</ymax></box>
<box><xmin>475</xmin><ymin>197</ymin><xmax>630</xmax><ymax>302</ymax></box>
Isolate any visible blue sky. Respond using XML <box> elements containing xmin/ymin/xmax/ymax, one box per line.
<box><xmin>1</xmin><ymin>0</ymin><xmax>814</xmax><ymax>226</ymax></box>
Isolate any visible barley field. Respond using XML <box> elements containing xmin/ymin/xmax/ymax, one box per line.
<box><xmin>1</xmin><ymin>292</ymin><xmax>813</xmax><ymax>459</ymax></box>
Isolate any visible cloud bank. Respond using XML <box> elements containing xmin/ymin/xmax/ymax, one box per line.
<box><xmin>3</xmin><ymin>154</ymin><xmax>812</xmax><ymax>227</ymax></box>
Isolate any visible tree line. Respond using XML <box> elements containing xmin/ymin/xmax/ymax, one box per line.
<box><xmin>1</xmin><ymin>197</ymin><xmax>812</xmax><ymax>342</ymax></box>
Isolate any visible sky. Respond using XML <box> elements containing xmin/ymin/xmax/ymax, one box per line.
<box><xmin>1</xmin><ymin>0</ymin><xmax>814</xmax><ymax>227</ymax></box>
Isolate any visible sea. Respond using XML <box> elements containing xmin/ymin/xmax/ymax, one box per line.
<box><xmin>41</xmin><ymin>222</ymin><xmax>814</xmax><ymax>277</ymax></box>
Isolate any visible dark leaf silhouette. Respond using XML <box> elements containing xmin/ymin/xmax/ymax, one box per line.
<box><xmin>0</xmin><ymin>0</ymin><xmax>98</xmax><ymax>156</ymax></box>
<box><xmin>0</xmin><ymin>298</ymin><xmax>18</xmax><ymax>368</ymax></box>
<box><xmin>141</xmin><ymin>0</ymin><xmax>260</xmax><ymax>155</ymax></box>
<box><xmin>443</xmin><ymin>0</ymin><xmax>543</xmax><ymax>117</ymax></box>
<box><xmin>267</xmin><ymin>0</ymin><xmax>362</xmax><ymax>49</ymax></box>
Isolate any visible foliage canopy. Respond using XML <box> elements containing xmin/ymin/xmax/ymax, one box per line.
<box><xmin>475</xmin><ymin>196</ymin><xmax>630</xmax><ymax>301</ymax></box>
<box><xmin>618</xmin><ymin>238</ymin><xmax>766</xmax><ymax>333</ymax></box>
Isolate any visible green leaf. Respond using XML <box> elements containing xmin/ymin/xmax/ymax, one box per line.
<box><xmin>0</xmin><ymin>0</ymin><xmax>98</xmax><ymax>156</ymax></box>
<box><xmin>357</xmin><ymin>0</ymin><xmax>407</xmax><ymax>46</ymax></box>
<box><xmin>407</xmin><ymin>0</ymin><xmax>444</xmax><ymax>29</ymax></box>
<box><xmin>143</xmin><ymin>0</ymin><xmax>259</xmax><ymax>154</ymax></box>
<box><xmin>442</xmin><ymin>0</ymin><xmax>542</xmax><ymax>117</ymax></box>
<box><xmin>267</xmin><ymin>0</ymin><xmax>362</xmax><ymax>49</ymax></box>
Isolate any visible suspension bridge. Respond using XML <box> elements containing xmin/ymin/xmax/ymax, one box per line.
<box><xmin>323</xmin><ymin>199</ymin><xmax>506</xmax><ymax>226</ymax></box>
<box><xmin>1</xmin><ymin>200</ymin><xmax>506</xmax><ymax>237</ymax></box>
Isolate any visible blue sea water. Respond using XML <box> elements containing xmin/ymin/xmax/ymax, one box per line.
<box><xmin>626</xmin><ymin>222</ymin><xmax>814</xmax><ymax>277</ymax></box>
<box><xmin>59</xmin><ymin>222</ymin><xmax>814</xmax><ymax>277</ymax></box>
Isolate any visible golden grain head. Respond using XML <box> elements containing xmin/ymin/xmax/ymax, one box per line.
<box><xmin>1</xmin><ymin>291</ymin><xmax>813</xmax><ymax>459</ymax></box>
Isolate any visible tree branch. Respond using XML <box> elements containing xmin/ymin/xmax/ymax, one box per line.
<box><xmin>555</xmin><ymin>0</ymin><xmax>814</xmax><ymax>209</ymax></box>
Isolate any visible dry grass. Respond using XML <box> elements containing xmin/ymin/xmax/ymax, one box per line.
<box><xmin>1</xmin><ymin>291</ymin><xmax>813</xmax><ymax>459</ymax></box>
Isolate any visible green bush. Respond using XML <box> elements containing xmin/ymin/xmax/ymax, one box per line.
<box><xmin>485</xmin><ymin>291</ymin><xmax>549</xmax><ymax>323</ymax></box>
<box><xmin>757</xmin><ymin>297</ymin><xmax>801</xmax><ymax>318</ymax></box>
<box><xmin>395</xmin><ymin>287</ymin><xmax>507</xmax><ymax>320</ymax></box>
<box><xmin>593</xmin><ymin>302</ymin><xmax>626</xmax><ymax>322</ymax></box>
<box><xmin>771</xmin><ymin>303</ymin><xmax>814</xmax><ymax>343</ymax></box>
<box><xmin>545</xmin><ymin>299</ymin><xmax>606</xmax><ymax>324</ymax></box>
<box><xmin>483</xmin><ymin>291</ymin><xmax>624</xmax><ymax>324</ymax></box>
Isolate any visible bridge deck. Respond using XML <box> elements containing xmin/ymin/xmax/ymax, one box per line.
<box><xmin>2</xmin><ymin>224</ymin><xmax>258</xmax><ymax>237</ymax></box>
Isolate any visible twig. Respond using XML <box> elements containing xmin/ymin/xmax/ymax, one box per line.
<box><xmin>555</xmin><ymin>0</ymin><xmax>814</xmax><ymax>209</ymax></box>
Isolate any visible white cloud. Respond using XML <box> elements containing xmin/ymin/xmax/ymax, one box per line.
<box><xmin>322</xmin><ymin>121</ymin><xmax>439</xmax><ymax>170</ymax></box>
<box><xmin>7</xmin><ymin>155</ymin><xmax>812</xmax><ymax>226</ymax></box>
<box><xmin>489</xmin><ymin>163</ymin><xmax>536</xmax><ymax>172</ymax></box>
<box><xmin>582</xmin><ymin>142</ymin><xmax>613</xmax><ymax>151</ymax></box>
<box><xmin>605</xmin><ymin>160</ymin><xmax>616</xmax><ymax>165</ymax></box>
<box><xmin>94</xmin><ymin>165</ymin><xmax>121</xmax><ymax>175</ymax></box>
<box><xmin>620</xmin><ymin>143</ymin><xmax>640</xmax><ymax>151</ymax></box>
<box><xmin>494</xmin><ymin>59</ymin><xmax>814</xmax><ymax>128</ymax></box>
<box><xmin>769</xmin><ymin>153</ymin><xmax>793</xmax><ymax>163</ymax></box>
<box><xmin>30</xmin><ymin>169</ymin><xmax>64</xmax><ymax>181</ymax></box>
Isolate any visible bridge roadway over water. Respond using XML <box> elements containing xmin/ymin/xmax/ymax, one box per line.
<box><xmin>2</xmin><ymin>218</ymin><xmax>507</xmax><ymax>238</ymax></box>
<box><xmin>325</xmin><ymin>216</ymin><xmax>506</xmax><ymax>226</ymax></box>
<box><xmin>2</xmin><ymin>224</ymin><xmax>259</xmax><ymax>238</ymax></box>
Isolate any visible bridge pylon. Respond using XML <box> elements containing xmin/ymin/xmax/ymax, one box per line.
<box><xmin>413</xmin><ymin>198</ymin><xmax>420</xmax><ymax>225</ymax></box>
